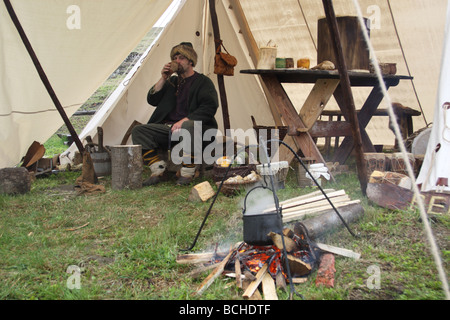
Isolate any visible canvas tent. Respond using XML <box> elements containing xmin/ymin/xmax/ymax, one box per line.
<box><xmin>0</xmin><ymin>0</ymin><xmax>448</xmax><ymax>170</ymax></box>
<box><xmin>416</xmin><ymin>1</ymin><xmax>450</xmax><ymax>193</ymax></box>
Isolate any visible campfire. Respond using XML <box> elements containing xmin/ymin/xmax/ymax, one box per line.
<box><xmin>177</xmin><ymin>188</ymin><xmax>362</xmax><ymax>299</ymax></box>
<box><xmin>177</xmin><ymin>224</ymin><xmax>324</xmax><ymax>299</ymax></box>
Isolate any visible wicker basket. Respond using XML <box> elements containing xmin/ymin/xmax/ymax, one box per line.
<box><xmin>212</xmin><ymin>163</ymin><xmax>257</xmax><ymax>182</ymax></box>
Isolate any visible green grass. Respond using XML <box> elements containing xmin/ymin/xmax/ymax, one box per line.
<box><xmin>7</xmin><ymin>25</ymin><xmax>447</xmax><ymax>301</ymax></box>
<box><xmin>0</xmin><ymin>167</ymin><xmax>448</xmax><ymax>300</ymax></box>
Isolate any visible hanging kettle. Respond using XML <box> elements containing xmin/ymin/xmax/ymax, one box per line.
<box><xmin>242</xmin><ymin>186</ymin><xmax>283</xmax><ymax>246</ymax></box>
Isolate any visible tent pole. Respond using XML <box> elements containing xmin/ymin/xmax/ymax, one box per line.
<box><xmin>209</xmin><ymin>0</ymin><xmax>231</xmax><ymax>135</ymax></box>
<box><xmin>229</xmin><ymin>0</ymin><xmax>283</xmax><ymax>127</ymax></box>
<box><xmin>3</xmin><ymin>0</ymin><xmax>85</xmax><ymax>154</ymax></box>
<box><xmin>322</xmin><ymin>0</ymin><xmax>368</xmax><ymax>195</ymax></box>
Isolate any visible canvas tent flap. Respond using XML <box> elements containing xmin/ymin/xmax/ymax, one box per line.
<box><xmin>1</xmin><ymin>0</ymin><xmax>448</xmax><ymax>169</ymax></box>
<box><xmin>0</xmin><ymin>0</ymin><xmax>172</xmax><ymax>168</ymax></box>
<box><xmin>62</xmin><ymin>0</ymin><xmax>274</xmax><ymax>163</ymax></box>
<box><xmin>416</xmin><ymin>1</ymin><xmax>450</xmax><ymax>192</ymax></box>
<box><xmin>69</xmin><ymin>0</ymin><xmax>446</xmax><ymax>162</ymax></box>
<box><xmin>240</xmin><ymin>0</ymin><xmax>447</xmax><ymax>146</ymax></box>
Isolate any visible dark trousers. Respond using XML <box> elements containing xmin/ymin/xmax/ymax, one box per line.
<box><xmin>131</xmin><ymin>121</ymin><xmax>217</xmax><ymax>165</ymax></box>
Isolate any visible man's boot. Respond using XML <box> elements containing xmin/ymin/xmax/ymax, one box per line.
<box><xmin>143</xmin><ymin>160</ymin><xmax>167</xmax><ymax>186</ymax></box>
<box><xmin>176</xmin><ymin>165</ymin><xmax>197</xmax><ymax>186</ymax></box>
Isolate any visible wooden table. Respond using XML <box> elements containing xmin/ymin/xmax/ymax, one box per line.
<box><xmin>241</xmin><ymin>68</ymin><xmax>413</xmax><ymax>164</ymax></box>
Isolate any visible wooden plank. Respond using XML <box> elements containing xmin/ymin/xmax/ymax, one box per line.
<box><xmin>299</xmin><ymin>78</ymin><xmax>340</xmax><ymax>129</ymax></box>
<box><xmin>261</xmin><ymin>272</ymin><xmax>278</xmax><ymax>300</ymax></box>
<box><xmin>316</xmin><ymin>243</ymin><xmax>361</xmax><ymax>260</ymax></box>
<box><xmin>235</xmin><ymin>256</ymin><xmax>242</xmax><ymax>289</ymax></box>
<box><xmin>264</xmin><ymin>189</ymin><xmax>344</xmax><ymax>212</ymax></box>
<box><xmin>243</xmin><ymin>263</ymin><xmax>268</xmax><ymax>299</ymax></box>
<box><xmin>280</xmin><ymin>195</ymin><xmax>351</xmax><ymax>213</ymax></box>
<box><xmin>282</xmin><ymin>200</ymin><xmax>361</xmax><ymax>223</ymax></box>
<box><xmin>308</xmin><ymin>120</ymin><xmax>352</xmax><ymax>138</ymax></box>
<box><xmin>176</xmin><ymin>251</ymin><xmax>227</xmax><ymax>264</ymax></box>
<box><xmin>279</xmin><ymin>189</ymin><xmax>336</xmax><ymax>205</ymax></box>
<box><xmin>195</xmin><ymin>250</ymin><xmax>234</xmax><ymax>296</ymax></box>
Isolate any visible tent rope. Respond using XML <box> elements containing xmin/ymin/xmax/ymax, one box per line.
<box><xmin>386</xmin><ymin>0</ymin><xmax>428</xmax><ymax>126</ymax></box>
<box><xmin>352</xmin><ymin>0</ymin><xmax>450</xmax><ymax>300</ymax></box>
<box><xmin>297</xmin><ymin>0</ymin><xmax>317</xmax><ymax>51</ymax></box>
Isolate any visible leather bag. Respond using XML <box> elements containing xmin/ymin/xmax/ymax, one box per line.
<box><xmin>214</xmin><ymin>41</ymin><xmax>237</xmax><ymax>76</ymax></box>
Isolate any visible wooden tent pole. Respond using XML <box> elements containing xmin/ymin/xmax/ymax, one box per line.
<box><xmin>209</xmin><ymin>0</ymin><xmax>231</xmax><ymax>135</ymax></box>
<box><xmin>228</xmin><ymin>0</ymin><xmax>283</xmax><ymax>127</ymax></box>
<box><xmin>3</xmin><ymin>0</ymin><xmax>85</xmax><ymax>154</ymax></box>
<box><xmin>322</xmin><ymin>0</ymin><xmax>368</xmax><ymax>195</ymax></box>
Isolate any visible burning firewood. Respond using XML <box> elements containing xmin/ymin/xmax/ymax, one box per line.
<box><xmin>267</xmin><ymin>231</ymin><xmax>299</xmax><ymax>253</ymax></box>
<box><xmin>195</xmin><ymin>249</ymin><xmax>235</xmax><ymax>296</ymax></box>
<box><xmin>285</xmin><ymin>254</ymin><xmax>312</xmax><ymax>277</ymax></box>
<box><xmin>243</xmin><ymin>263</ymin><xmax>269</xmax><ymax>299</ymax></box>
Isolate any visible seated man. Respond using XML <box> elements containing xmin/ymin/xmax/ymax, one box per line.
<box><xmin>132</xmin><ymin>42</ymin><xmax>219</xmax><ymax>186</ymax></box>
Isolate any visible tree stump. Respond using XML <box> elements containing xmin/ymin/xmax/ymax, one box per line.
<box><xmin>0</xmin><ymin>167</ymin><xmax>31</xmax><ymax>195</ymax></box>
<box><xmin>110</xmin><ymin>145</ymin><xmax>142</xmax><ymax>190</ymax></box>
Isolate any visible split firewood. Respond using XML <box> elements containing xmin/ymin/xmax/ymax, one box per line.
<box><xmin>316</xmin><ymin>243</ymin><xmax>361</xmax><ymax>260</ymax></box>
<box><xmin>280</xmin><ymin>195</ymin><xmax>351</xmax><ymax>214</ymax></box>
<box><xmin>188</xmin><ymin>181</ymin><xmax>216</xmax><ymax>202</ymax></box>
<box><xmin>267</xmin><ymin>231</ymin><xmax>299</xmax><ymax>253</ymax></box>
<box><xmin>242</xmin><ymin>279</ymin><xmax>262</xmax><ymax>300</ymax></box>
<box><xmin>279</xmin><ymin>189</ymin><xmax>336</xmax><ymax>206</ymax></box>
<box><xmin>263</xmin><ymin>189</ymin><xmax>344</xmax><ymax>212</ymax></box>
<box><xmin>369</xmin><ymin>170</ymin><xmax>412</xmax><ymax>189</ymax></box>
<box><xmin>275</xmin><ymin>267</ymin><xmax>287</xmax><ymax>291</ymax></box>
<box><xmin>243</xmin><ymin>263</ymin><xmax>268</xmax><ymax>299</ymax></box>
<box><xmin>287</xmin><ymin>277</ymin><xmax>308</xmax><ymax>284</ymax></box>
<box><xmin>195</xmin><ymin>250</ymin><xmax>235</xmax><ymax>296</ymax></box>
<box><xmin>282</xmin><ymin>199</ymin><xmax>361</xmax><ymax>223</ymax></box>
<box><xmin>176</xmin><ymin>251</ymin><xmax>228</xmax><ymax>264</ymax></box>
<box><xmin>285</xmin><ymin>254</ymin><xmax>311</xmax><ymax>277</ymax></box>
<box><xmin>315</xmin><ymin>253</ymin><xmax>336</xmax><ymax>288</ymax></box>
<box><xmin>244</xmin><ymin>270</ymin><xmax>257</xmax><ymax>281</ymax></box>
<box><xmin>261</xmin><ymin>272</ymin><xmax>278</xmax><ymax>300</ymax></box>
<box><xmin>235</xmin><ymin>256</ymin><xmax>242</xmax><ymax>288</ymax></box>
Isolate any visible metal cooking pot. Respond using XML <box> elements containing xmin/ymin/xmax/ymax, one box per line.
<box><xmin>242</xmin><ymin>186</ymin><xmax>283</xmax><ymax>246</ymax></box>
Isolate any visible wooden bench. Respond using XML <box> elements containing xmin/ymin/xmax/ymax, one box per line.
<box><xmin>319</xmin><ymin>103</ymin><xmax>422</xmax><ymax>154</ymax></box>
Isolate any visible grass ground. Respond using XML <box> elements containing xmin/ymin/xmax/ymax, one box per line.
<box><xmin>3</xmin><ymin>26</ymin><xmax>447</xmax><ymax>302</ymax></box>
<box><xmin>0</xmin><ymin>160</ymin><xmax>448</xmax><ymax>300</ymax></box>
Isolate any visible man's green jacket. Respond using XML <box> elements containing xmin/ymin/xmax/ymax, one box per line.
<box><xmin>147</xmin><ymin>73</ymin><xmax>219</xmax><ymax>129</ymax></box>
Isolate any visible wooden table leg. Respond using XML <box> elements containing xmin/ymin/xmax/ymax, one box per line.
<box><xmin>332</xmin><ymin>84</ymin><xmax>391</xmax><ymax>163</ymax></box>
<box><xmin>261</xmin><ymin>74</ymin><xmax>327</xmax><ymax>166</ymax></box>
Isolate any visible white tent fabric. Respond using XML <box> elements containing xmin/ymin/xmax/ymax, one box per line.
<box><xmin>416</xmin><ymin>1</ymin><xmax>450</xmax><ymax>192</ymax></box>
<box><xmin>64</xmin><ymin>0</ymin><xmax>447</xmax><ymax>163</ymax></box>
<box><xmin>240</xmin><ymin>0</ymin><xmax>447</xmax><ymax>145</ymax></box>
<box><xmin>0</xmin><ymin>0</ymin><xmax>172</xmax><ymax>168</ymax></box>
<box><xmin>62</xmin><ymin>0</ymin><xmax>273</xmax><ymax>163</ymax></box>
<box><xmin>1</xmin><ymin>0</ymin><xmax>448</xmax><ymax>169</ymax></box>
